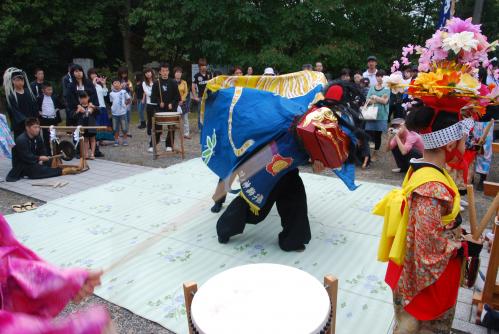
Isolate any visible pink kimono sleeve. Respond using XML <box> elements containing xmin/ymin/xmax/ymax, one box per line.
<box><xmin>0</xmin><ymin>306</ymin><xmax>109</xmax><ymax>334</ymax></box>
<box><xmin>0</xmin><ymin>214</ymin><xmax>87</xmax><ymax>317</ymax></box>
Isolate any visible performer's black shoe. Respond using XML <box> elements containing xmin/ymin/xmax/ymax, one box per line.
<box><xmin>280</xmin><ymin>243</ymin><xmax>306</xmax><ymax>252</ymax></box>
<box><xmin>294</xmin><ymin>245</ymin><xmax>306</xmax><ymax>252</ymax></box>
<box><xmin>137</xmin><ymin>121</ymin><xmax>146</xmax><ymax>129</ymax></box>
<box><xmin>211</xmin><ymin>201</ymin><xmax>223</xmax><ymax>213</ymax></box>
<box><xmin>218</xmin><ymin>235</ymin><xmax>229</xmax><ymax>244</ymax></box>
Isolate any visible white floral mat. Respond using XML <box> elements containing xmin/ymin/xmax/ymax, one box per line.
<box><xmin>5</xmin><ymin>158</ymin><xmax>395</xmax><ymax>334</ymax></box>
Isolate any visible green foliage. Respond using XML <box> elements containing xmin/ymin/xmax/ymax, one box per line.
<box><xmin>0</xmin><ymin>0</ymin><xmax>497</xmax><ymax>86</ymax></box>
<box><xmin>130</xmin><ymin>0</ymin><xmax>444</xmax><ymax>75</ymax></box>
<box><xmin>0</xmin><ymin>0</ymin><xmax>124</xmax><ymax>82</ymax></box>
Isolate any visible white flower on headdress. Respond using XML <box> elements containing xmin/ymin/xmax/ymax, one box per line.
<box><xmin>442</xmin><ymin>31</ymin><xmax>479</xmax><ymax>54</ymax></box>
<box><xmin>382</xmin><ymin>73</ymin><xmax>405</xmax><ymax>94</ymax></box>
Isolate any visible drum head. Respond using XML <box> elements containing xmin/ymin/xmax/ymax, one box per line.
<box><xmin>191</xmin><ymin>263</ymin><xmax>331</xmax><ymax>334</ymax></box>
<box><xmin>56</xmin><ymin>140</ymin><xmax>76</xmax><ymax>161</ymax></box>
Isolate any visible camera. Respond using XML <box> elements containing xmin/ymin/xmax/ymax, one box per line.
<box><xmin>388</xmin><ymin>127</ymin><xmax>399</xmax><ymax>135</ymax></box>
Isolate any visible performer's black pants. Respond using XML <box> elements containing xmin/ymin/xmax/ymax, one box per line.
<box><xmin>391</xmin><ymin>146</ymin><xmax>422</xmax><ymax>172</ymax></box>
<box><xmin>216</xmin><ymin>169</ymin><xmax>311</xmax><ymax>251</ymax></box>
<box><xmin>39</xmin><ymin>117</ymin><xmax>59</xmax><ymax>154</ymax></box>
<box><xmin>147</xmin><ymin>105</ymin><xmax>174</xmax><ymax>148</ymax></box>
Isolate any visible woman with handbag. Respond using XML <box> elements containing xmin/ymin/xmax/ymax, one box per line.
<box><xmin>364</xmin><ymin>69</ymin><xmax>390</xmax><ymax>161</ymax></box>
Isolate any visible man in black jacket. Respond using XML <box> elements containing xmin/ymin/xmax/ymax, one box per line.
<box><xmin>6</xmin><ymin>118</ymin><xmax>79</xmax><ymax>182</ymax></box>
<box><xmin>150</xmin><ymin>63</ymin><xmax>180</xmax><ymax>151</ymax></box>
<box><xmin>62</xmin><ymin>63</ymin><xmax>74</xmax><ymax>107</ymax></box>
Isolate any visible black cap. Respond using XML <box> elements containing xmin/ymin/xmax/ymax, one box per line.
<box><xmin>367</xmin><ymin>56</ymin><xmax>377</xmax><ymax>62</ymax></box>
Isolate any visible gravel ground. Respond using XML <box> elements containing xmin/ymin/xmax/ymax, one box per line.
<box><xmin>1</xmin><ymin>114</ymin><xmax>497</xmax><ymax>333</ymax></box>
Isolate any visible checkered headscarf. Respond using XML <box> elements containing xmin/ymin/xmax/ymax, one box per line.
<box><xmin>421</xmin><ymin>118</ymin><xmax>474</xmax><ymax>149</ymax></box>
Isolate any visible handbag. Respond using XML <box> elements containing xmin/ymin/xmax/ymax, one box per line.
<box><xmin>361</xmin><ymin>101</ymin><xmax>379</xmax><ymax>120</ymax></box>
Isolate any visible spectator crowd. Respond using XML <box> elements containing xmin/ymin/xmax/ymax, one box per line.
<box><xmin>1</xmin><ymin>56</ymin><xmax>498</xmax><ymax>187</ymax></box>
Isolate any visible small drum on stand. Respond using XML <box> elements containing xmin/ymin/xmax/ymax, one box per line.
<box><xmin>187</xmin><ymin>263</ymin><xmax>334</xmax><ymax>334</ymax></box>
<box><xmin>152</xmin><ymin>111</ymin><xmax>185</xmax><ymax>160</ymax></box>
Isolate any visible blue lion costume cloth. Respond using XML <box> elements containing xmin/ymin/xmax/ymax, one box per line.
<box><xmin>200</xmin><ymin>71</ymin><xmax>365</xmax><ymax>251</ymax></box>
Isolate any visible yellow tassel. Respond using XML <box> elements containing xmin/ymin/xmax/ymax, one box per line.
<box><xmin>240</xmin><ymin>191</ymin><xmax>260</xmax><ymax>216</ymax></box>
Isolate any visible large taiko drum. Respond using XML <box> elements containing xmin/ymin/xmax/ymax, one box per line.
<box><xmin>154</xmin><ymin>111</ymin><xmax>182</xmax><ymax>125</ymax></box>
<box><xmin>190</xmin><ymin>263</ymin><xmax>331</xmax><ymax>334</ymax></box>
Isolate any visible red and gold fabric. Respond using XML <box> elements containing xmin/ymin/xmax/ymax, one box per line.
<box><xmin>296</xmin><ymin>106</ymin><xmax>349</xmax><ymax>169</ymax></box>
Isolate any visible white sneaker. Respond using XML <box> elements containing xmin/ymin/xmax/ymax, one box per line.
<box><xmin>460</xmin><ymin>199</ymin><xmax>469</xmax><ymax>207</ymax></box>
<box><xmin>391</xmin><ymin>168</ymin><xmax>401</xmax><ymax>173</ymax></box>
<box><xmin>460</xmin><ymin>206</ymin><xmax>465</xmax><ymax>212</ymax></box>
<box><xmin>166</xmin><ymin>147</ymin><xmax>173</xmax><ymax>152</ymax></box>
<box><xmin>147</xmin><ymin>147</ymin><xmax>153</xmax><ymax>153</ymax></box>
<box><xmin>475</xmin><ymin>270</ymin><xmax>485</xmax><ymax>292</ymax></box>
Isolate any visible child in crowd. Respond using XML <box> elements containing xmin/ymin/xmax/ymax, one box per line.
<box><xmin>117</xmin><ymin>67</ymin><xmax>134</xmax><ymax>128</ymax></box>
<box><xmin>37</xmin><ymin>82</ymin><xmax>63</xmax><ymax>154</ymax></box>
<box><xmin>109</xmin><ymin>78</ymin><xmax>131</xmax><ymax>146</ymax></box>
<box><xmin>74</xmin><ymin>91</ymin><xmax>98</xmax><ymax>159</ymax></box>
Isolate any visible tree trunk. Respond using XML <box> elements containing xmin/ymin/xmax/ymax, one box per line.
<box><xmin>472</xmin><ymin>0</ymin><xmax>485</xmax><ymax>24</ymax></box>
<box><xmin>121</xmin><ymin>0</ymin><xmax>133</xmax><ymax>72</ymax></box>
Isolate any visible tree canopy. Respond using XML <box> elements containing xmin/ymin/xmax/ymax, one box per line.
<box><xmin>0</xmin><ymin>0</ymin><xmax>497</xmax><ymax>82</ymax></box>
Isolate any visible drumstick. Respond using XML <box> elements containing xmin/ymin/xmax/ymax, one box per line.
<box><xmin>32</xmin><ymin>182</ymin><xmax>56</xmax><ymax>187</ymax></box>
<box><xmin>466</xmin><ymin>185</ymin><xmax>478</xmax><ymax>236</ymax></box>
<box><xmin>212</xmin><ymin>143</ymin><xmax>275</xmax><ymax>200</ymax></box>
<box><xmin>104</xmin><ymin>144</ymin><xmax>276</xmax><ymax>274</ymax></box>
<box><xmin>478</xmin><ymin>119</ymin><xmax>494</xmax><ymax>145</ymax></box>
<box><xmin>473</xmin><ymin>193</ymin><xmax>499</xmax><ymax>240</ymax></box>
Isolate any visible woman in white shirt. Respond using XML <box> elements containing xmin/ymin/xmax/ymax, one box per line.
<box><xmin>142</xmin><ymin>68</ymin><xmax>156</xmax><ymax>152</ymax></box>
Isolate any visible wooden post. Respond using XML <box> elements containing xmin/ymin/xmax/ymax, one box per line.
<box><xmin>492</xmin><ymin>143</ymin><xmax>499</xmax><ymax>154</ymax></box>
<box><xmin>152</xmin><ymin>116</ymin><xmax>157</xmax><ymax>160</ymax></box>
<box><xmin>179</xmin><ymin>115</ymin><xmax>185</xmax><ymax>159</ymax></box>
<box><xmin>183</xmin><ymin>282</ymin><xmax>198</xmax><ymax>334</ymax></box>
<box><xmin>483</xmin><ymin>222</ymin><xmax>499</xmax><ymax>306</ymax></box>
<box><xmin>473</xmin><ymin>194</ymin><xmax>499</xmax><ymax>239</ymax></box>
<box><xmin>484</xmin><ymin>182</ymin><xmax>499</xmax><ymax>197</ymax></box>
<box><xmin>467</xmin><ymin>185</ymin><xmax>478</xmax><ymax>236</ymax></box>
<box><xmin>324</xmin><ymin>275</ymin><xmax>339</xmax><ymax>334</ymax></box>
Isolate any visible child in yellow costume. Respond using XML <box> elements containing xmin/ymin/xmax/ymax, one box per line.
<box><xmin>373</xmin><ymin>101</ymin><xmax>484</xmax><ymax>333</ymax></box>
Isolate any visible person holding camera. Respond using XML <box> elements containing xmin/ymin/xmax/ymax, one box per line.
<box><xmin>386</xmin><ymin>118</ymin><xmax>423</xmax><ymax>173</ymax></box>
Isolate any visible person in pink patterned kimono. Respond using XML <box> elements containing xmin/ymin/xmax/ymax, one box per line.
<box><xmin>0</xmin><ymin>213</ymin><xmax>114</xmax><ymax>334</ymax></box>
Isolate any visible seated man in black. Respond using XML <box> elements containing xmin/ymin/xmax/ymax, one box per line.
<box><xmin>6</xmin><ymin>118</ymin><xmax>77</xmax><ymax>182</ymax></box>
